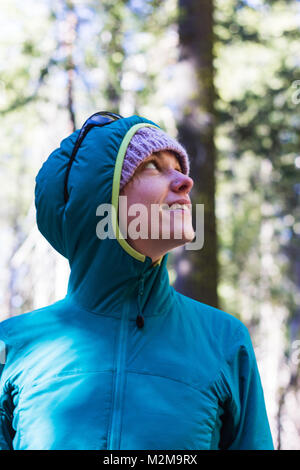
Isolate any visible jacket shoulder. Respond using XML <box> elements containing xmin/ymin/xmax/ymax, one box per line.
<box><xmin>174</xmin><ymin>290</ymin><xmax>244</xmax><ymax>329</ymax></box>
<box><xmin>0</xmin><ymin>299</ymin><xmax>68</xmax><ymax>348</ymax></box>
<box><xmin>173</xmin><ymin>290</ymin><xmax>249</xmax><ymax>356</ymax></box>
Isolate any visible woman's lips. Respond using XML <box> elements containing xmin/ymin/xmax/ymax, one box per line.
<box><xmin>159</xmin><ymin>203</ymin><xmax>191</xmax><ymax>213</ymax></box>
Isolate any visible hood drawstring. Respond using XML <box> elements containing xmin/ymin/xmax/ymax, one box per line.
<box><xmin>136</xmin><ymin>276</ymin><xmax>145</xmax><ymax>329</ymax></box>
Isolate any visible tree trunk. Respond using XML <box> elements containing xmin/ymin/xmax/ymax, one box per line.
<box><xmin>64</xmin><ymin>0</ymin><xmax>77</xmax><ymax>132</ymax></box>
<box><xmin>174</xmin><ymin>0</ymin><xmax>218</xmax><ymax>308</ymax></box>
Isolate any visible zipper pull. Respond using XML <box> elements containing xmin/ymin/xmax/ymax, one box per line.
<box><xmin>136</xmin><ymin>276</ymin><xmax>145</xmax><ymax>329</ymax></box>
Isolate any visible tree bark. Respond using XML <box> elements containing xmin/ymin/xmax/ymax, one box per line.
<box><xmin>175</xmin><ymin>0</ymin><xmax>218</xmax><ymax>308</ymax></box>
<box><xmin>64</xmin><ymin>0</ymin><xmax>77</xmax><ymax>132</ymax></box>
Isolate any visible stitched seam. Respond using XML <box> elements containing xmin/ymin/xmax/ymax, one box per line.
<box><xmin>28</xmin><ymin>369</ymin><xmax>115</xmax><ymax>387</ymax></box>
<box><xmin>126</xmin><ymin>369</ymin><xmax>218</xmax><ymax>395</ymax></box>
<box><xmin>209</xmin><ymin>404</ymin><xmax>222</xmax><ymax>450</ymax></box>
<box><xmin>67</xmin><ymin>295</ymin><xmax>174</xmax><ymax>319</ymax></box>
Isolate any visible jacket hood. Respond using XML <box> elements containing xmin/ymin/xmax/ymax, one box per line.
<box><xmin>35</xmin><ymin>115</ymin><xmax>175</xmax><ymax>322</ymax></box>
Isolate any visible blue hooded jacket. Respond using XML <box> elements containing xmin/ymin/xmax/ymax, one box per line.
<box><xmin>0</xmin><ymin>115</ymin><xmax>274</xmax><ymax>450</ymax></box>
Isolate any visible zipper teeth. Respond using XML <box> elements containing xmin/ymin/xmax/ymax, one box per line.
<box><xmin>108</xmin><ymin>304</ymin><xmax>129</xmax><ymax>450</ymax></box>
<box><xmin>138</xmin><ymin>276</ymin><xmax>144</xmax><ymax>308</ymax></box>
<box><xmin>139</xmin><ymin>278</ymin><xmax>144</xmax><ymax>299</ymax></box>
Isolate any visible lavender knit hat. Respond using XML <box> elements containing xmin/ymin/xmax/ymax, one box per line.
<box><xmin>120</xmin><ymin>126</ymin><xmax>190</xmax><ymax>191</ymax></box>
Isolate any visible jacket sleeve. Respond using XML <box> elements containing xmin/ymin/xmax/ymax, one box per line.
<box><xmin>219</xmin><ymin>323</ymin><xmax>274</xmax><ymax>450</ymax></box>
<box><xmin>0</xmin><ymin>325</ymin><xmax>15</xmax><ymax>450</ymax></box>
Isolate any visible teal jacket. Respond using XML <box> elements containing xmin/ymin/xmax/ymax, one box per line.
<box><xmin>0</xmin><ymin>115</ymin><xmax>273</xmax><ymax>450</ymax></box>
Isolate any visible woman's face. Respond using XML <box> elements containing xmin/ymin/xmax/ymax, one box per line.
<box><xmin>119</xmin><ymin>150</ymin><xmax>194</xmax><ymax>263</ymax></box>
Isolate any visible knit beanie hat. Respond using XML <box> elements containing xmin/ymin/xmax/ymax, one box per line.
<box><xmin>120</xmin><ymin>126</ymin><xmax>190</xmax><ymax>191</ymax></box>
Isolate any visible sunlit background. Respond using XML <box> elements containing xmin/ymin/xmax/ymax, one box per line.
<box><xmin>0</xmin><ymin>0</ymin><xmax>299</xmax><ymax>450</ymax></box>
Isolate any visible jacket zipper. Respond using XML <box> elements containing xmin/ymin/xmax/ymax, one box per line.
<box><xmin>136</xmin><ymin>275</ymin><xmax>145</xmax><ymax>328</ymax></box>
<box><xmin>107</xmin><ymin>274</ymin><xmax>145</xmax><ymax>449</ymax></box>
<box><xmin>108</xmin><ymin>300</ymin><xmax>129</xmax><ymax>450</ymax></box>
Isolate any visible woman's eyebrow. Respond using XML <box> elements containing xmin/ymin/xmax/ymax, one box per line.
<box><xmin>157</xmin><ymin>151</ymin><xmax>182</xmax><ymax>171</ymax></box>
<box><xmin>142</xmin><ymin>152</ymin><xmax>182</xmax><ymax>172</ymax></box>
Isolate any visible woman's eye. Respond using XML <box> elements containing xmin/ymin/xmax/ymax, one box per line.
<box><xmin>144</xmin><ymin>161</ymin><xmax>158</xmax><ymax>170</ymax></box>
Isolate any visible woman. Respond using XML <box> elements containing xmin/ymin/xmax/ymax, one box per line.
<box><xmin>0</xmin><ymin>112</ymin><xmax>273</xmax><ymax>450</ymax></box>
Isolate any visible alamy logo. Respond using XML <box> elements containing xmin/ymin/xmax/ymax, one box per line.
<box><xmin>95</xmin><ymin>198</ymin><xmax>204</xmax><ymax>251</ymax></box>
<box><xmin>0</xmin><ymin>340</ymin><xmax>6</xmax><ymax>365</ymax></box>
<box><xmin>292</xmin><ymin>80</ymin><xmax>300</xmax><ymax>105</ymax></box>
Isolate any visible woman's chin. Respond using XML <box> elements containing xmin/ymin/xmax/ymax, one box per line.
<box><xmin>168</xmin><ymin>218</ymin><xmax>195</xmax><ymax>244</ymax></box>
<box><xmin>172</xmin><ymin>228</ymin><xmax>195</xmax><ymax>245</ymax></box>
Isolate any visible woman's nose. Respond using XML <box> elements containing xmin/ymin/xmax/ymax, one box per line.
<box><xmin>170</xmin><ymin>171</ymin><xmax>194</xmax><ymax>194</ymax></box>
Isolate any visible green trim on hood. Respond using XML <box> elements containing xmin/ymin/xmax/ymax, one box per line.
<box><xmin>111</xmin><ymin>122</ymin><xmax>162</xmax><ymax>264</ymax></box>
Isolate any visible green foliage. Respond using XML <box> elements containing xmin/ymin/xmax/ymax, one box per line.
<box><xmin>215</xmin><ymin>0</ymin><xmax>300</xmax><ymax>327</ymax></box>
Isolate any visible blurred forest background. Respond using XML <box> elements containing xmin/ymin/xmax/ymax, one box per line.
<box><xmin>0</xmin><ymin>0</ymin><xmax>299</xmax><ymax>450</ymax></box>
